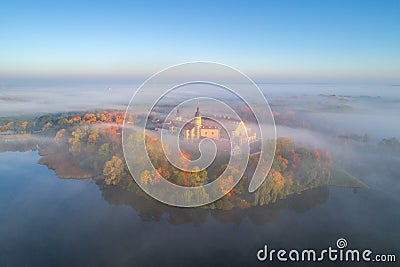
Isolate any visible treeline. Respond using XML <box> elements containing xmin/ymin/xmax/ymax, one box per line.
<box><xmin>48</xmin><ymin>112</ymin><xmax>334</xmax><ymax>209</ymax></box>
<box><xmin>251</xmin><ymin>137</ymin><xmax>332</xmax><ymax>206</ymax></box>
<box><xmin>2</xmin><ymin>110</ymin><xmax>375</xmax><ymax>210</ymax></box>
<box><xmin>0</xmin><ymin>110</ymin><xmax>126</xmax><ymax>134</ymax></box>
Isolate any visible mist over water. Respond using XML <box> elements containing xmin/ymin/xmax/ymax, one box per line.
<box><xmin>0</xmin><ymin>80</ymin><xmax>137</xmax><ymax>116</ymax></box>
<box><xmin>1</xmin><ymin>80</ymin><xmax>399</xmax><ymax>113</ymax></box>
<box><xmin>1</xmin><ymin>81</ymin><xmax>397</xmax><ymax>131</ymax></box>
<box><xmin>2</xmin><ymin>80</ymin><xmax>399</xmax><ymax>146</ymax></box>
<box><xmin>1</xmin><ymin>79</ymin><xmax>400</xmax><ymax>266</ymax></box>
<box><xmin>2</xmin><ymin>79</ymin><xmax>399</xmax><ymax>165</ymax></box>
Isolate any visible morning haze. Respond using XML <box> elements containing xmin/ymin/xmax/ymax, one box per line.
<box><xmin>0</xmin><ymin>1</ymin><xmax>399</xmax><ymax>266</ymax></box>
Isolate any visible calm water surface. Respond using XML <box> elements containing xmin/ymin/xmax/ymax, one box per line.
<box><xmin>0</xmin><ymin>150</ymin><xmax>399</xmax><ymax>267</ymax></box>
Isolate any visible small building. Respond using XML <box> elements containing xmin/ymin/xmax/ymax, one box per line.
<box><xmin>166</xmin><ymin>104</ymin><xmax>257</xmax><ymax>153</ymax></box>
<box><xmin>232</xmin><ymin>120</ymin><xmax>257</xmax><ymax>145</ymax></box>
<box><xmin>180</xmin><ymin>104</ymin><xmax>221</xmax><ymax>141</ymax></box>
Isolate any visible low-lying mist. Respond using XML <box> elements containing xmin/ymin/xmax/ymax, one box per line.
<box><xmin>1</xmin><ymin>81</ymin><xmax>399</xmax><ymax>179</ymax></box>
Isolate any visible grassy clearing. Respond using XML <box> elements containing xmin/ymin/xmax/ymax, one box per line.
<box><xmin>329</xmin><ymin>167</ymin><xmax>368</xmax><ymax>188</ymax></box>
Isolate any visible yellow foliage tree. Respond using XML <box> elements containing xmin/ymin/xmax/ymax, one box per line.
<box><xmin>103</xmin><ymin>156</ymin><xmax>125</xmax><ymax>185</ymax></box>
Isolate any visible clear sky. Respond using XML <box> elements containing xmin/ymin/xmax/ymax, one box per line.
<box><xmin>1</xmin><ymin>0</ymin><xmax>399</xmax><ymax>82</ymax></box>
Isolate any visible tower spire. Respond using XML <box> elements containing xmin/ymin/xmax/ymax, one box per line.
<box><xmin>195</xmin><ymin>101</ymin><xmax>201</xmax><ymax>117</ymax></box>
<box><xmin>194</xmin><ymin>101</ymin><xmax>202</xmax><ymax>138</ymax></box>
<box><xmin>175</xmin><ymin>107</ymin><xmax>182</xmax><ymax>121</ymax></box>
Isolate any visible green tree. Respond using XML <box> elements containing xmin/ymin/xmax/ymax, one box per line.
<box><xmin>56</xmin><ymin>116</ymin><xmax>69</xmax><ymax>126</ymax></box>
<box><xmin>98</xmin><ymin>143</ymin><xmax>111</xmax><ymax>159</ymax></box>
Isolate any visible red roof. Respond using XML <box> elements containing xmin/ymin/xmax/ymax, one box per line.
<box><xmin>201</xmin><ymin>124</ymin><xmax>219</xmax><ymax>129</ymax></box>
<box><xmin>183</xmin><ymin>123</ymin><xmax>195</xmax><ymax>130</ymax></box>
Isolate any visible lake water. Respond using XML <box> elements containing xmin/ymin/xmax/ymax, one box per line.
<box><xmin>0</xmin><ymin>151</ymin><xmax>398</xmax><ymax>266</ymax></box>
<box><xmin>1</xmin><ymin>81</ymin><xmax>399</xmax><ymax>266</ymax></box>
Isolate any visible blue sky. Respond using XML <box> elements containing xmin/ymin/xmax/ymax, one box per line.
<box><xmin>1</xmin><ymin>0</ymin><xmax>399</xmax><ymax>82</ymax></box>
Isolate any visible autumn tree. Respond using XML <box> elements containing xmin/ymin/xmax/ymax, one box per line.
<box><xmin>87</xmin><ymin>128</ymin><xmax>99</xmax><ymax>145</ymax></box>
<box><xmin>103</xmin><ymin>156</ymin><xmax>126</xmax><ymax>185</ymax></box>
<box><xmin>189</xmin><ymin>166</ymin><xmax>208</xmax><ymax>187</ymax></box>
<box><xmin>139</xmin><ymin>170</ymin><xmax>152</xmax><ymax>185</ymax></box>
<box><xmin>21</xmin><ymin>121</ymin><xmax>29</xmax><ymax>133</ymax></box>
<box><xmin>68</xmin><ymin>127</ymin><xmax>87</xmax><ymax>156</ymax></box>
<box><xmin>54</xmin><ymin>129</ymin><xmax>68</xmax><ymax>146</ymax></box>
<box><xmin>42</xmin><ymin>122</ymin><xmax>53</xmax><ymax>132</ymax></box>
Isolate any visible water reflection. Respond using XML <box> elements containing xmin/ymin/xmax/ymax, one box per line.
<box><xmin>1</xmin><ymin>151</ymin><xmax>398</xmax><ymax>267</ymax></box>
<box><xmin>101</xmin><ymin>183</ymin><xmax>329</xmax><ymax>226</ymax></box>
